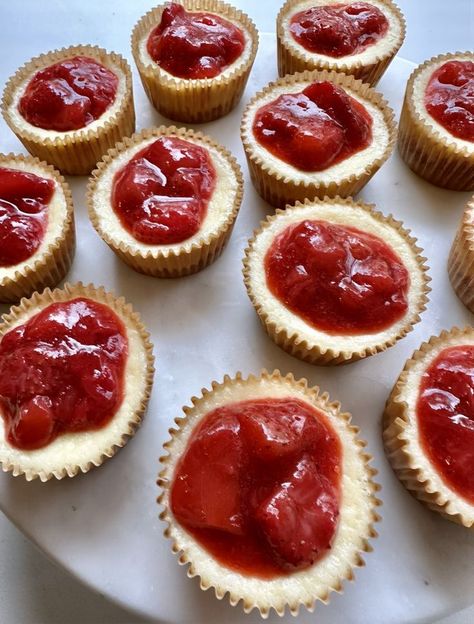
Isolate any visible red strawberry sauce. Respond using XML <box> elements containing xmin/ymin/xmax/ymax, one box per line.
<box><xmin>147</xmin><ymin>2</ymin><xmax>245</xmax><ymax>79</ymax></box>
<box><xmin>0</xmin><ymin>167</ymin><xmax>54</xmax><ymax>267</ymax></box>
<box><xmin>289</xmin><ymin>2</ymin><xmax>389</xmax><ymax>58</ymax></box>
<box><xmin>425</xmin><ymin>60</ymin><xmax>474</xmax><ymax>142</ymax></box>
<box><xmin>0</xmin><ymin>298</ymin><xmax>127</xmax><ymax>450</ymax></box>
<box><xmin>252</xmin><ymin>81</ymin><xmax>372</xmax><ymax>171</ymax></box>
<box><xmin>170</xmin><ymin>397</ymin><xmax>342</xmax><ymax>577</ymax></box>
<box><xmin>111</xmin><ymin>136</ymin><xmax>216</xmax><ymax>245</ymax></box>
<box><xmin>19</xmin><ymin>56</ymin><xmax>118</xmax><ymax>132</ymax></box>
<box><xmin>265</xmin><ymin>219</ymin><xmax>409</xmax><ymax>335</ymax></box>
<box><xmin>417</xmin><ymin>345</ymin><xmax>474</xmax><ymax>504</ymax></box>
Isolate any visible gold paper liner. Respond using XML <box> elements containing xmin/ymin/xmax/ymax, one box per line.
<box><xmin>398</xmin><ymin>52</ymin><xmax>474</xmax><ymax>191</ymax></box>
<box><xmin>131</xmin><ymin>0</ymin><xmax>258</xmax><ymax>123</ymax></box>
<box><xmin>0</xmin><ymin>153</ymin><xmax>75</xmax><ymax>303</ymax></box>
<box><xmin>382</xmin><ymin>327</ymin><xmax>474</xmax><ymax>528</ymax></box>
<box><xmin>0</xmin><ymin>282</ymin><xmax>154</xmax><ymax>481</ymax></box>
<box><xmin>88</xmin><ymin>126</ymin><xmax>243</xmax><ymax>278</ymax></box>
<box><xmin>276</xmin><ymin>0</ymin><xmax>406</xmax><ymax>86</ymax></box>
<box><xmin>2</xmin><ymin>45</ymin><xmax>135</xmax><ymax>175</ymax></box>
<box><xmin>243</xmin><ymin>196</ymin><xmax>430</xmax><ymax>365</ymax></box>
<box><xmin>158</xmin><ymin>370</ymin><xmax>381</xmax><ymax>616</ymax></box>
<box><xmin>241</xmin><ymin>69</ymin><xmax>397</xmax><ymax>209</ymax></box>
<box><xmin>448</xmin><ymin>197</ymin><xmax>474</xmax><ymax>312</ymax></box>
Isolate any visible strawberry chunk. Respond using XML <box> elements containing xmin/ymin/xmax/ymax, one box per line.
<box><xmin>8</xmin><ymin>396</ymin><xmax>55</xmax><ymax>450</ymax></box>
<box><xmin>254</xmin><ymin>455</ymin><xmax>339</xmax><ymax>570</ymax></box>
<box><xmin>239</xmin><ymin>399</ymin><xmax>320</xmax><ymax>463</ymax></box>
<box><xmin>171</xmin><ymin>413</ymin><xmax>245</xmax><ymax>535</ymax></box>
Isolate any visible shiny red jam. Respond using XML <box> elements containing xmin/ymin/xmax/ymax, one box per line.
<box><xmin>289</xmin><ymin>2</ymin><xmax>388</xmax><ymax>58</ymax></box>
<box><xmin>112</xmin><ymin>137</ymin><xmax>216</xmax><ymax>245</ymax></box>
<box><xmin>0</xmin><ymin>298</ymin><xmax>127</xmax><ymax>450</ymax></box>
<box><xmin>425</xmin><ymin>61</ymin><xmax>474</xmax><ymax>142</ymax></box>
<box><xmin>265</xmin><ymin>220</ymin><xmax>409</xmax><ymax>335</ymax></box>
<box><xmin>417</xmin><ymin>345</ymin><xmax>474</xmax><ymax>504</ymax></box>
<box><xmin>253</xmin><ymin>81</ymin><xmax>372</xmax><ymax>171</ymax></box>
<box><xmin>147</xmin><ymin>2</ymin><xmax>245</xmax><ymax>79</ymax></box>
<box><xmin>19</xmin><ymin>56</ymin><xmax>118</xmax><ymax>132</ymax></box>
<box><xmin>0</xmin><ymin>167</ymin><xmax>54</xmax><ymax>268</ymax></box>
<box><xmin>170</xmin><ymin>398</ymin><xmax>342</xmax><ymax>577</ymax></box>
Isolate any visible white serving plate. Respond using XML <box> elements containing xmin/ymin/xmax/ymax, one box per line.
<box><xmin>0</xmin><ymin>12</ymin><xmax>473</xmax><ymax>624</ymax></box>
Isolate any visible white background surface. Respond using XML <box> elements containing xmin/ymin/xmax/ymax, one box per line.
<box><xmin>0</xmin><ymin>1</ymin><xmax>473</xmax><ymax>623</ymax></box>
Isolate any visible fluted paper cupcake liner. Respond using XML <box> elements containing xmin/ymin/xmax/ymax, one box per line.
<box><xmin>131</xmin><ymin>0</ymin><xmax>258</xmax><ymax>123</ymax></box>
<box><xmin>158</xmin><ymin>370</ymin><xmax>381</xmax><ymax>617</ymax></box>
<box><xmin>0</xmin><ymin>282</ymin><xmax>154</xmax><ymax>481</ymax></box>
<box><xmin>2</xmin><ymin>45</ymin><xmax>135</xmax><ymax>175</ymax></box>
<box><xmin>448</xmin><ymin>197</ymin><xmax>474</xmax><ymax>312</ymax></box>
<box><xmin>276</xmin><ymin>0</ymin><xmax>406</xmax><ymax>85</ymax></box>
<box><xmin>241</xmin><ymin>69</ymin><xmax>396</xmax><ymax>209</ymax></box>
<box><xmin>88</xmin><ymin>125</ymin><xmax>243</xmax><ymax>277</ymax></box>
<box><xmin>398</xmin><ymin>52</ymin><xmax>474</xmax><ymax>191</ymax></box>
<box><xmin>0</xmin><ymin>153</ymin><xmax>75</xmax><ymax>303</ymax></box>
<box><xmin>382</xmin><ymin>327</ymin><xmax>474</xmax><ymax>528</ymax></box>
<box><xmin>243</xmin><ymin>197</ymin><xmax>430</xmax><ymax>365</ymax></box>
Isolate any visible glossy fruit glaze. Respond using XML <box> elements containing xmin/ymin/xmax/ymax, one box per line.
<box><xmin>425</xmin><ymin>60</ymin><xmax>474</xmax><ymax>142</ymax></box>
<box><xmin>289</xmin><ymin>2</ymin><xmax>389</xmax><ymax>58</ymax></box>
<box><xmin>147</xmin><ymin>2</ymin><xmax>245</xmax><ymax>79</ymax></box>
<box><xmin>19</xmin><ymin>56</ymin><xmax>118</xmax><ymax>131</ymax></box>
<box><xmin>0</xmin><ymin>167</ymin><xmax>54</xmax><ymax>268</ymax></box>
<box><xmin>0</xmin><ymin>298</ymin><xmax>127</xmax><ymax>450</ymax></box>
<box><xmin>112</xmin><ymin>136</ymin><xmax>216</xmax><ymax>245</ymax></box>
<box><xmin>252</xmin><ymin>81</ymin><xmax>372</xmax><ymax>171</ymax></box>
<box><xmin>265</xmin><ymin>219</ymin><xmax>409</xmax><ymax>334</ymax></box>
<box><xmin>170</xmin><ymin>397</ymin><xmax>342</xmax><ymax>577</ymax></box>
<box><xmin>417</xmin><ymin>344</ymin><xmax>474</xmax><ymax>504</ymax></box>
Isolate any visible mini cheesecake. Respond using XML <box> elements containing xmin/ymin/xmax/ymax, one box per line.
<box><xmin>383</xmin><ymin>327</ymin><xmax>474</xmax><ymax>528</ymax></box>
<box><xmin>448</xmin><ymin>197</ymin><xmax>474</xmax><ymax>312</ymax></box>
<box><xmin>243</xmin><ymin>197</ymin><xmax>429</xmax><ymax>365</ymax></box>
<box><xmin>2</xmin><ymin>45</ymin><xmax>135</xmax><ymax>175</ymax></box>
<box><xmin>277</xmin><ymin>0</ymin><xmax>405</xmax><ymax>85</ymax></box>
<box><xmin>0</xmin><ymin>153</ymin><xmax>74</xmax><ymax>303</ymax></box>
<box><xmin>241</xmin><ymin>69</ymin><xmax>396</xmax><ymax>208</ymax></box>
<box><xmin>88</xmin><ymin>126</ymin><xmax>243</xmax><ymax>277</ymax></box>
<box><xmin>398</xmin><ymin>52</ymin><xmax>474</xmax><ymax>191</ymax></box>
<box><xmin>0</xmin><ymin>283</ymin><xmax>154</xmax><ymax>481</ymax></box>
<box><xmin>159</xmin><ymin>370</ymin><xmax>380</xmax><ymax>616</ymax></box>
<box><xmin>131</xmin><ymin>0</ymin><xmax>258</xmax><ymax>123</ymax></box>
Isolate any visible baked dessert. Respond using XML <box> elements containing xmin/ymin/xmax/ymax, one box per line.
<box><xmin>383</xmin><ymin>327</ymin><xmax>474</xmax><ymax>528</ymax></box>
<box><xmin>159</xmin><ymin>370</ymin><xmax>380</xmax><ymax>615</ymax></box>
<box><xmin>277</xmin><ymin>0</ymin><xmax>405</xmax><ymax>86</ymax></box>
<box><xmin>0</xmin><ymin>282</ymin><xmax>154</xmax><ymax>481</ymax></box>
<box><xmin>2</xmin><ymin>45</ymin><xmax>135</xmax><ymax>175</ymax></box>
<box><xmin>88</xmin><ymin>125</ymin><xmax>243</xmax><ymax>277</ymax></box>
<box><xmin>448</xmin><ymin>197</ymin><xmax>474</xmax><ymax>312</ymax></box>
<box><xmin>131</xmin><ymin>0</ymin><xmax>258</xmax><ymax>123</ymax></box>
<box><xmin>398</xmin><ymin>52</ymin><xmax>474</xmax><ymax>191</ymax></box>
<box><xmin>243</xmin><ymin>197</ymin><xmax>429</xmax><ymax>365</ymax></box>
<box><xmin>241</xmin><ymin>69</ymin><xmax>396</xmax><ymax>208</ymax></box>
<box><xmin>0</xmin><ymin>153</ymin><xmax>74</xmax><ymax>303</ymax></box>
